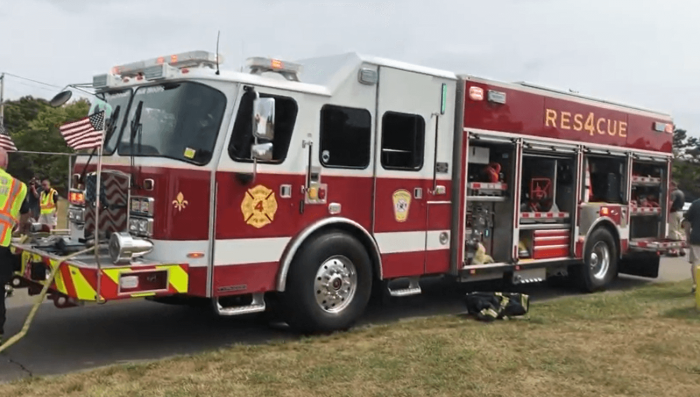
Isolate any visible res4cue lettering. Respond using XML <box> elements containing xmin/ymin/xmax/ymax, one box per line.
<box><xmin>545</xmin><ymin>109</ymin><xmax>628</xmax><ymax>138</ymax></box>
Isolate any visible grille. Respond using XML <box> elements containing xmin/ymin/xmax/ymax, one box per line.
<box><xmin>84</xmin><ymin>171</ymin><xmax>130</xmax><ymax>239</ymax></box>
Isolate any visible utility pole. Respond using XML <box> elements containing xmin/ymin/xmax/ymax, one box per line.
<box><xmin>0</xmin><ymin>73</ymin><xmax>5</xmax><ymax>128</ymax></box>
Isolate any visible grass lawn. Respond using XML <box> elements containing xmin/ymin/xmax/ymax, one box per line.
<box><xmin>2</xmin><ymin>281</ymin><xmax>699</xmax><ymax>397</ymax></box>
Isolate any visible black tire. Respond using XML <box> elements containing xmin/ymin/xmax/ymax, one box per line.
<box><xmin>573</xmin><ymin>227</ymin><xmax>618</xmax><ymax>293</ymax></box>
<box><xmin>280</xmin><ymin>230</ymin><xmax>373</xmax><ymax>334</ymax></box>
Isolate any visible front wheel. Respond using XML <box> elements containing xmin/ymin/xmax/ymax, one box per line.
<box><xmin>573</xmin><ymin>227</ymin><xmax>618</xmax><ymax>292</ymax></box>
<box><xmin>280</xmin><ymin>230</ymin><xmax>373</xmax><ymax>334</ymax></box>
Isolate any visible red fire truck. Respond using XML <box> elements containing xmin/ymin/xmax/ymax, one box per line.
<box><xmin>10</xmin><ymin>50</ymin><xmax>684</xmax><ymax>333</ymax></box>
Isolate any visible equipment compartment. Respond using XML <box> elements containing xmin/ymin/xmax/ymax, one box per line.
<box><xmin>465</xmin><ymin>141</ymin><xmax>516</xmax><ymax>265</ymax></box>
<box><xmin>519</xmin><ymin>154</ymin><xmax>576</xmax><ymax>224</ymax></box>
<box><xmin>629</xmin><ymin>160</ymin><xmax>667</xmax><ymax>239</ymax></box>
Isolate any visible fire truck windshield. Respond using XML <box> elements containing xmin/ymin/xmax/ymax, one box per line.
<box><xmin>102</xmin><ymin>89</ymin><xmax>133</xmax><ymax>154</ymax></box>
<box><xmin>115</xmin><ymin>82</ymin><xmax>227</xmax><ymax>165</ymax></box>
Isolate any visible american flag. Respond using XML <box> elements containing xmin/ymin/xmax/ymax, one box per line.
<box><xmin>0</xmin><ymin>123</ymin><xmax>17</xmax><ymax>152</ymax></box>
<box><xmin>59</xmin><ymin>111</ymin><xmax>105</xmax><ymax>150</ymax></box>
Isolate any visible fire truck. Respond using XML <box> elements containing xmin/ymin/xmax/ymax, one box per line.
<box><xmin>9</xmin><ymin>50</ymin><xmax>684</xmax><ymax>333</ymax></box>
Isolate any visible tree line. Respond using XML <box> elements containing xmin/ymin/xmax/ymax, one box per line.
<box><xmin>672</xmin><ymin>128</ymin><xmax>700</xmax><ymax>202</ymax></box>
<box><xmin>3</xmin><ymin>96</ymin><xmax>89</xmax><ymax>195</ymax></box>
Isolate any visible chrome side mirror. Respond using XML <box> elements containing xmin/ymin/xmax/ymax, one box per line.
<box><xmin>253</xmin><ymin>97</ymin><xmax>275</xmax><ymax>140</ymax></box>
<box><xmin>251</xmin><ymin>142</ymin><xmax>273</xmax><ymax>161</ymax></box>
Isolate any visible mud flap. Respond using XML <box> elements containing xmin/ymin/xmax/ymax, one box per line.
<box><xmin>618</xmin><ymin>251</ymin><xmax>660</xmax><ymax>279</ymax></box>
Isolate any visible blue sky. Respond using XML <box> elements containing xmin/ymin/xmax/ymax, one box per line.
<box><xmin>1</xmin><ymin>0</ymin><xmax>698</xmax><ymax>134</ymax></box>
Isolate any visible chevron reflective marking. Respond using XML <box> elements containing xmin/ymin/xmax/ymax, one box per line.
<box><xmin>157</xmin><ymin>264</ymin><xmax>188</xmax><ymax>293</ymax></box>
<box><xmin>71</xmin><ymin>267</ymin><xmax>98</xmax><ymax>300</ymax></box>
<box><xmin>49</xmin><ymin>259</ymin><xmax>67</xmax><ymax>295</ymax></box>
<box><xmin>10</xmin><ymin>246</ymin><xmax>189</xmax><ymax>302</ymax></box>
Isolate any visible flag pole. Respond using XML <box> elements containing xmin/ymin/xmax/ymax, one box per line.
<box><xmin>93</xmin><ymin>117</ymin><xmax>104</xmax><ymax>303</ymax></box>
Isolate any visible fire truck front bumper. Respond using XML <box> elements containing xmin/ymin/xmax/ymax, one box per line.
<box><xmin>9</xmin><ymin>241</ymin><xmax>189</xmax><ymax>307</ymax></box>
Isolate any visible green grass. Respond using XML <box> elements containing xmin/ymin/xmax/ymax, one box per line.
<box><xmin>2</xmin><ymin>281</ymin><xmax>699</xmax><ymax>397</ymax></box>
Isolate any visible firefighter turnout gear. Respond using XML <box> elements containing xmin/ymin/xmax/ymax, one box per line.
<box><xmin>465</xmin><ymin>292</ymin><xmax>530</xmax><ymax>322</ymax></box>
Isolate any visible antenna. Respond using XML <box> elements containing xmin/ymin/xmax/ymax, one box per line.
<box><xmin>215</xmin><ymin>30</ymin><xmax>221</xmax><ymax>75</ymax></box>
<box><xmin>240</xmin><ymin>40</ymin><xmax>245</xmax><ymax>72</ymax></box>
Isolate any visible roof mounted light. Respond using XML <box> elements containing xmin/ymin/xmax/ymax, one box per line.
<box><xmin>111</xmin><ymin>50</ymin><xmax>223</xmax><ymax>78</ymax></box>
<box><xmin>246</xmin><ymin>57</ymin><xmax>301</xmax><ymax>82</ymax></box>
<box><xmin>653</xmin><ymin>121</ymin><xmax>674</xmax><ymax>134</ymax></box>
<box><xmin>92</xmin><ymin>73</ymin><xmax>119</xmax><ymax>89</ymax></box>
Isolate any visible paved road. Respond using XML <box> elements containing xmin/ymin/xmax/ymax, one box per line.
<box><xmin>0</xmin><ymin>257</ymin><xmax>692</xmax><ymax>383</ymax></box>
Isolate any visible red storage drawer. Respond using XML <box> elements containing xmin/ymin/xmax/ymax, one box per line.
<box><xmin>532</xmin><ymin>229</ymin><xmax>571</xmax><ymax>260</ymax></box>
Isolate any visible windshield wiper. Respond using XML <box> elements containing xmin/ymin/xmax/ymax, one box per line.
<box><xmin>78</xmin><ymin>105</ymin><xmax>121</xmax><ymax>188</ymax></box>
<box><xmin>129</xmin><ymin>101</ymin><xmax>144</xmax><ymax>189</ymax></box>
<box><xmin>104</xmin><ymin>105</ymin><xmax>121</xmax><ymax>144</ymax></box>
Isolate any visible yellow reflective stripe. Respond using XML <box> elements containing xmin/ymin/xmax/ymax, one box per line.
<box><xmin>130</xmin><ymin>292</ymin><xmax>156</xmax><ymax>298</ymax></box>
<box><xmin>102</xmin><ymin>268</ymin><xmax>120</xmax><ymax>285</ymax></box>
<box><xmin>70</xmin><ymin>267</ymin><xmax>98</xmax><ymax>301</ymax></box>
<box><xmin>48</xmin><ymin>259</ymin><xmax>68</xmax><ymax>295</ymax></box>
<box><xmin>157</xmin><ymin>265</ymin><xmax>188</xmax><ymax>293</ymax></box>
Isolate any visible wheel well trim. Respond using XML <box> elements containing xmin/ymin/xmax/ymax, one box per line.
<box><xmin>582</xmin><ymin>217</ymin><xmax>621</xmax><ymax>258</ymax></box>
<box><xmin>276</xmin><ymin>217</ymin><xmax>383</xmax><ymax>292</ymax></box>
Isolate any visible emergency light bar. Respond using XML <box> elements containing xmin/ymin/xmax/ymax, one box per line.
<box><xmin>93</xmin><ymin>50</ymin><xmax>223</xmax><ymax>88</ymax></box>
<box><xmin>247</xmin><ymin>57</ymin><xmax>302</xmax><ymax>82</ymax></box>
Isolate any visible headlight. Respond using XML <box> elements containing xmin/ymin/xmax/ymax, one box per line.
<box><xmin>130</xmin><ymin>196</ymin><xmax>155</xmax><ymax>217</ymax></box>
<box><xmin>128</xmin><ymin>217</ymin><xmax>153</xmax><ymax>237</ymax></box>
<box><xmin>68</xmin><ymin>207</ymin><xmax>85</xmax><ymax>224</ymax></box>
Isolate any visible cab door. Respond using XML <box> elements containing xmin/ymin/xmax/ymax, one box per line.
<box><xmin>372</xmin><ymin>66</ymin><xmax>454</xmax><ymax>278</ymax></box>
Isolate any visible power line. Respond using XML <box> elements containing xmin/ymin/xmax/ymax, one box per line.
<box><xmin>14</xmin><ymin>80</ymin><xmax>58</xmax><ymax>93</ymax></box>
<box><xmin>2</xmin><ymin>72</ymin><xmax>61</xmax><ymax>89</ymax></box>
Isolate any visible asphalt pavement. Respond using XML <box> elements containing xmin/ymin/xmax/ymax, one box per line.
<box><xmin>0</xmin><ymin>257</ymin><xmax>692</xmax><ymax>383</ymax></box>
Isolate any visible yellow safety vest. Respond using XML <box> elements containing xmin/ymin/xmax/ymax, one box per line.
<box><xmin>0</xmin><ymin>169</ymin><xmax>28</xmax><ymax>247</ymax></box>
<box><xmin>40</xmin><ymin>188</ymin><xmax>57</xmax><ymax>215</ymax></box>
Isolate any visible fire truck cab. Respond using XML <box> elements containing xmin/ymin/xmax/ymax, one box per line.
<box><xmin>10</xmin><ymin>50</ymin><xmax>683</xmax><ymax>333</ymax></box>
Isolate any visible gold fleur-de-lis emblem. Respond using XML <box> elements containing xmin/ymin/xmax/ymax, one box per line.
<box><xmin>172</xmin><ymin>192</ymin><xmax>188</xmax><ymax>212</ymax></box>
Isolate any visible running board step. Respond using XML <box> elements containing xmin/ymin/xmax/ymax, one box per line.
<box><xmin>512</xmin><ymin>268</ymin><xmax>547</xmax><ymax>285</ymax></box>
<box><xmin>387</xmin><ymin>277</ymin><xmax>422</xmax><ymax>297</ymax></box>
<box><xmin>214</xmin><ymin>293</ymin><xmax>266</xmax><ymax>316</ymax></box>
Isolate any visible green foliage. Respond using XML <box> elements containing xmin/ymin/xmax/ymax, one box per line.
<box><xmin>3</xmin><ymin>96</ymin><xmax>90</xmax><ymax>195</ymax></box>
<box><xmin>671</xmin><ymin>128</ymin><xmax>700</xmax><ymax>201</ymax></box>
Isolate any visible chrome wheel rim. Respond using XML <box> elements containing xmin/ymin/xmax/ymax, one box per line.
<box><xmin>590</xmin><ymin>241</ymin><xmax>610</xmax><ymax>280</ymax></box>
<box><xmin>314</xmin><ymin>255</ymin><xmax>357</xmax><ymax>313</ymax></box>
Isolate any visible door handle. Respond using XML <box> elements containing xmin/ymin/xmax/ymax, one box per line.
<box><xmin>414</xmin><ymin>188</ymin><xmax>423</xmax><ymax>199</ymax></box>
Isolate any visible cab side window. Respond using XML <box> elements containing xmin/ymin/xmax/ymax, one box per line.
<box><xmin>229</xmin><ymin>90</ymin><xmax>299</xmax><ymax>163</ymax></box>
<box><xmin>380</xmin><ymin>111</ymin><xmax>425</xmax><ymax>171</ymax></box>
<box><xmin>319</xmin><ymin>105</ymin><xmax>372</xmax><ymax>169</ymax></box>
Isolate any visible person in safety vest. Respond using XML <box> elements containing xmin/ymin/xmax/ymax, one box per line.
<box><xmin>0</xmin><ymin>147</ymin><xmax>30</xmax><ymax>344</ymax></box>
<box><xmin>35</xmin><ymin>178</ymin><xmax>59</xmax><ymax>230</ymax></box>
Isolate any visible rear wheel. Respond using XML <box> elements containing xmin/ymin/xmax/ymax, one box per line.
<box><xmin>281</xmin><ymin>230</ymin><xmax>373</xmax><ymax>334</ymax></box>
<box><xmin>573</xmin><ymin>227</ymin><xmax>618</xmax><ymax>292</ymax></box>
